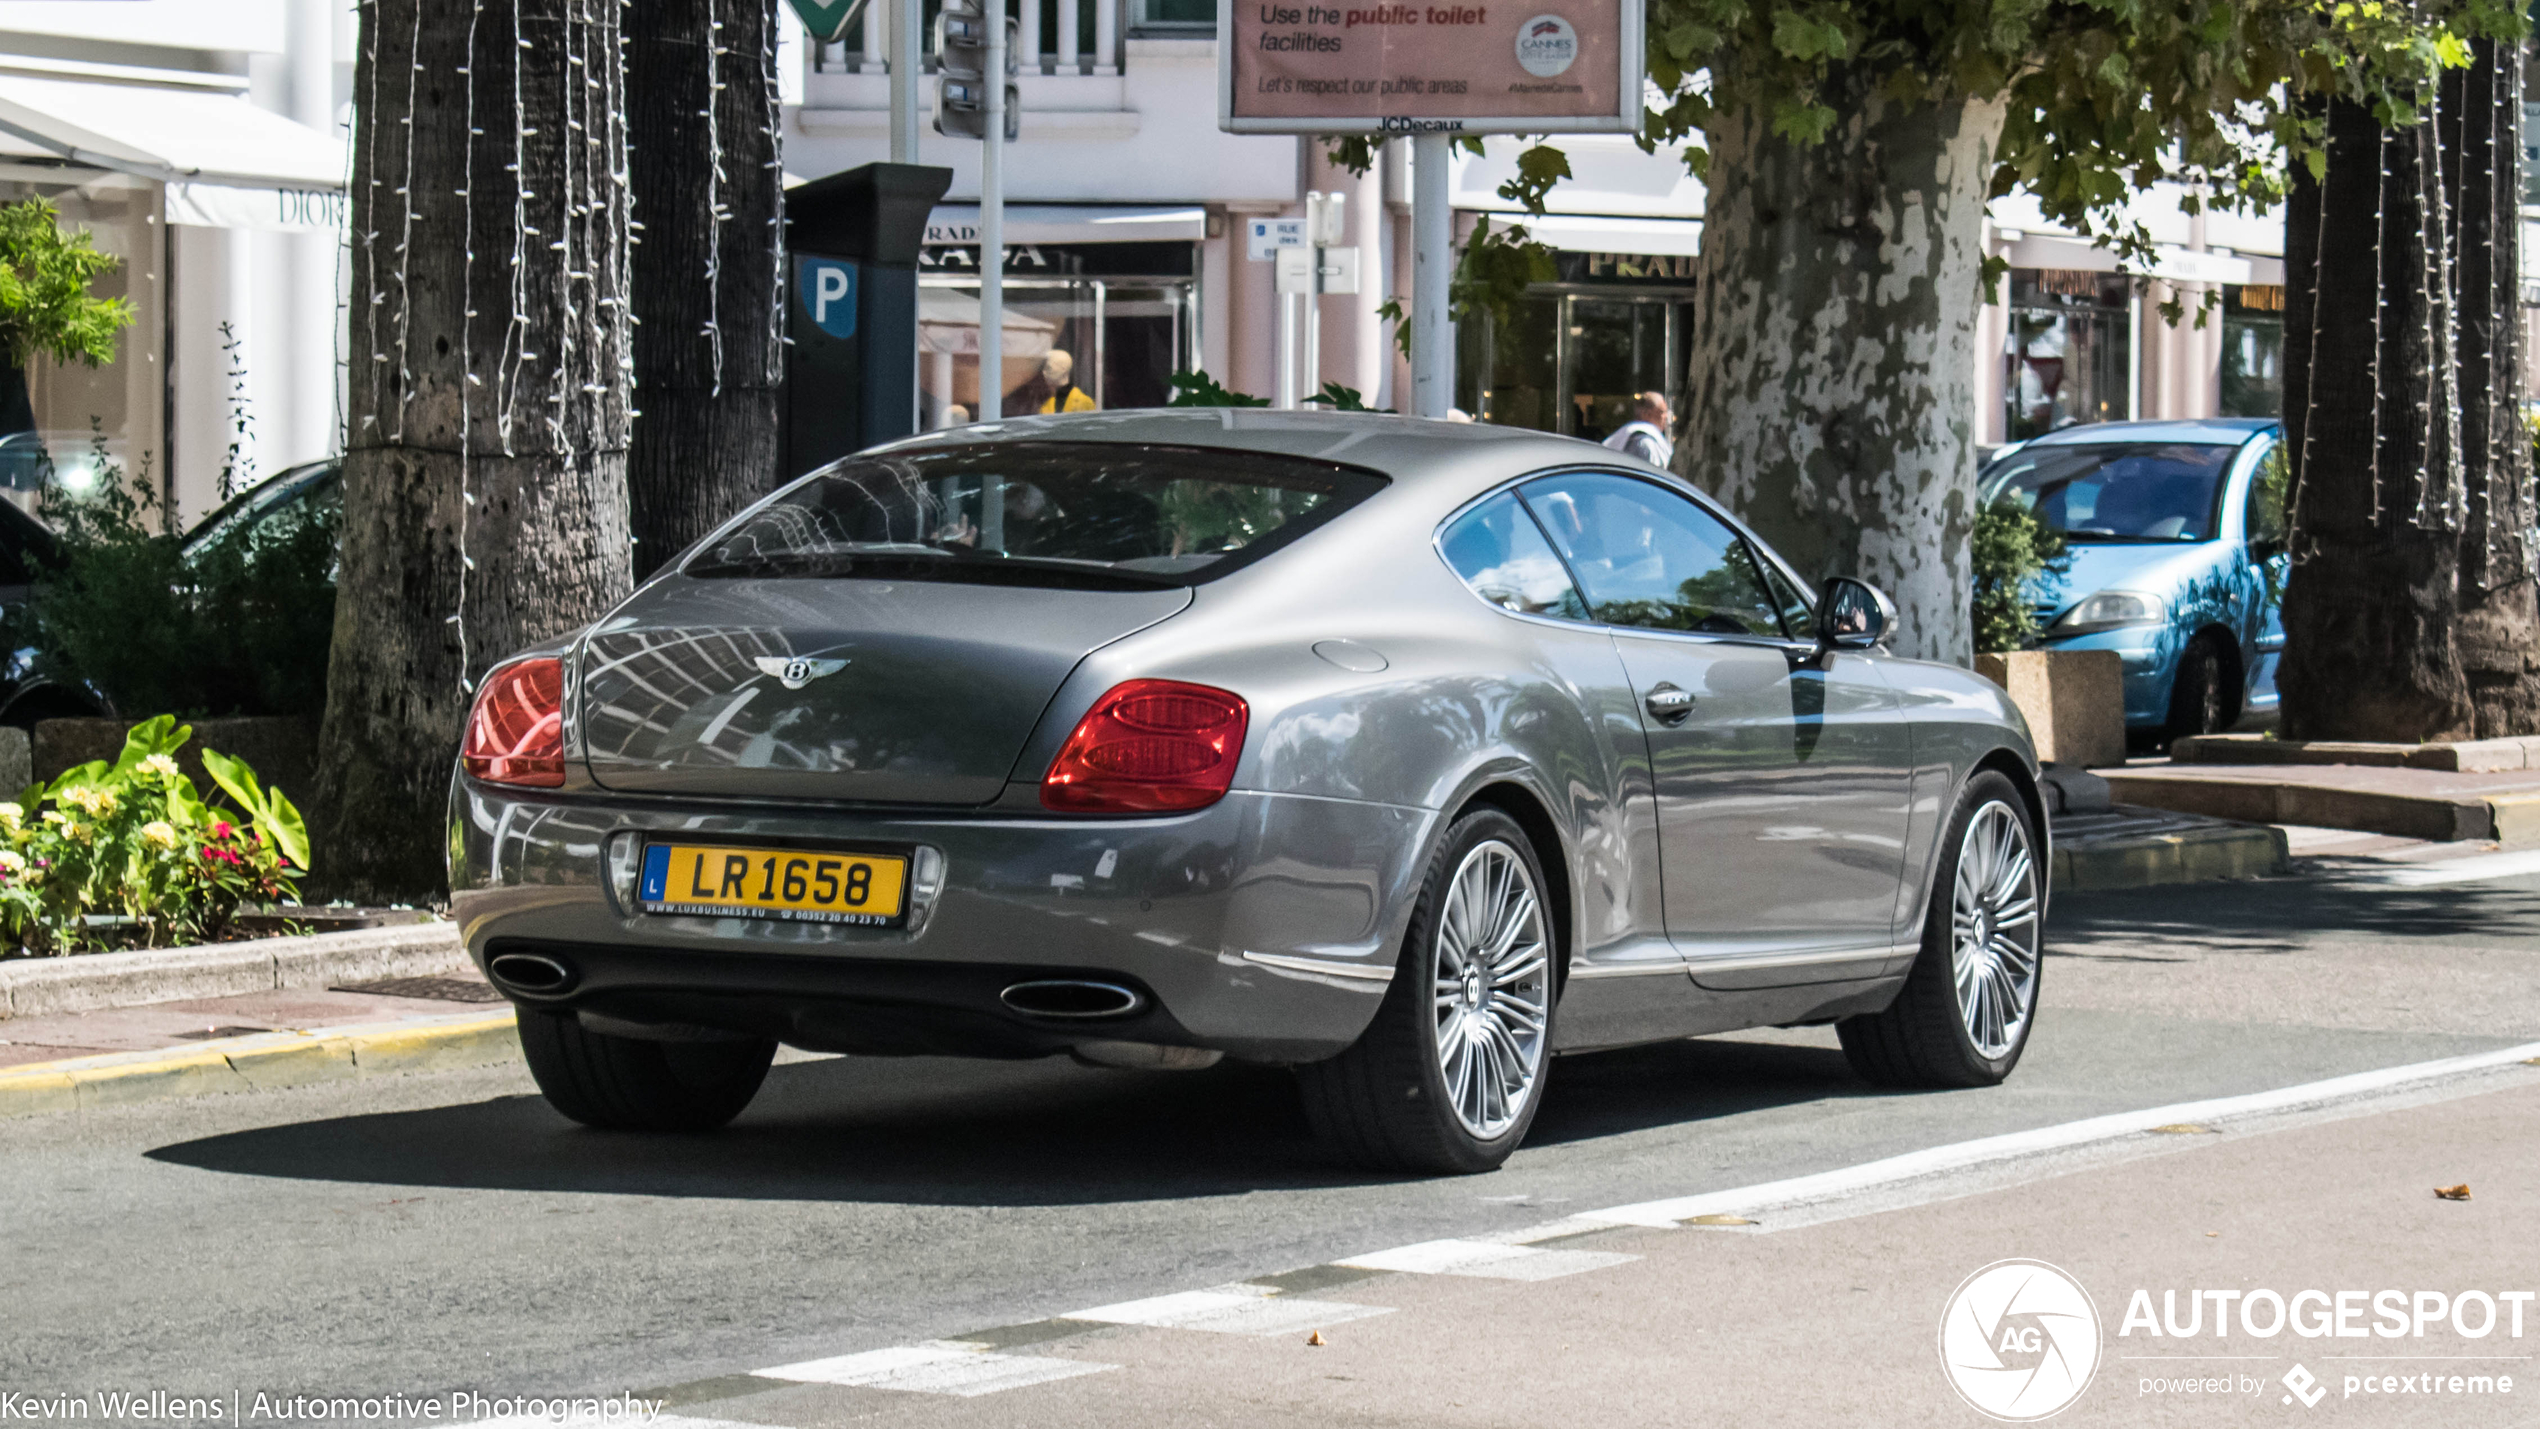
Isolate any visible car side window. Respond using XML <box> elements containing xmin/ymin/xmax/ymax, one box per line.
<box><xmin>1758</xmin><ymin>558</ymin><xmax>1816</xmax><ymax>640</ymax></box>
<box><xmin>2244</xmin><ymin>442</ymin><xmax>2288</xmax><ymax>550</ymax></box>
<box><xmin>1517</xmin><ymin>471</ymin><xmax>1789</xmax><ymax>639</ymax></box>
<box><xmin>1437</xmin><ymin>491</ymin><xmax>1591</xmax><ymax>622</ymax></box>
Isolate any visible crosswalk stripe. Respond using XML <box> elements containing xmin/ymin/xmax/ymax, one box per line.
<box><xmin>1061</xmin><ymin>1285</ymin><xmax>1391</xmax><ymax>1337</ymax></box>
<box><xmin>754</xmin><ymin>1341</ymin><xmax>1114</xmax><ymax>1397</ymax></box>
<box><xmin>1337</xmin><ymin>1238</ymin><xmax>1638</xmax><ymax>1280</ymax></box>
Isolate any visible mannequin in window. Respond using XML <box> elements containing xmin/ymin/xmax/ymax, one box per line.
<box><xmin>1037</xmin><ymin>350</ymin><xmax>1096</xmax><ymax>414</ymax></box>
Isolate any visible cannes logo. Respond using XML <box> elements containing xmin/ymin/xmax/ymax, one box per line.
<box><xmin>1940</xmin><ymin>1259</ymin><xmax>2105</xmax><ymax>1421</ymax></box>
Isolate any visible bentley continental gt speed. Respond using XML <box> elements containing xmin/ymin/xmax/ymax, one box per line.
<box><xmin>449</xmin><ymin>410</ymin><xmax>2050</xmax><ymax>1174</ymax></box>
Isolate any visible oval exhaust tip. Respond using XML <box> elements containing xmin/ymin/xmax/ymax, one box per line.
<box><xmin>1000</xmin><ymin>979</ymin><xmax>1144</xmax><ymax>1019</ymax></box>
<box><xmin>487</xmin><ymin>952</ymin><xmax>577</xmax><ymax>996</ymax></box>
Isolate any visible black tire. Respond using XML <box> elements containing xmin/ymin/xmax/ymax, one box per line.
<box><xmin>516</xmin><ymin>1010</ymin><xmax>776</xmax><ymax>1132</ymax></box>
<box><xmin>2163</xmin><ymin>633</ymin><xmax>2238</xmax><ymax>744</ymax></box>
<box><xmin>1838</xmin><ymin>771</ymin><xmax>2043</xmax><ymax>1089</ymax></box>
<box><xmin>1295</xmin><ymin>807</ymin><xmax>1559</xmax><ymax>1175</ymax></box>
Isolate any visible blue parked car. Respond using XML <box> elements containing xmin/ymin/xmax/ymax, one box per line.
<box><xmin>1977</xmin><ymin>418</ymin><xmax>2287</xmax><ymax>745</ymax></box>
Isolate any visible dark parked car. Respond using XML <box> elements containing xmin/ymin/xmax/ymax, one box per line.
<box><xmin>449</xmin><ymin>411</ymin><xmax>2052</xmax><ymax>1174</ymax></box>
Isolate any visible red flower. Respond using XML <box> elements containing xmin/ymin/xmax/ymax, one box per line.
<box><xmin>212</xmin><ymin>821</ymin><xmax>234</xmax><ymax>840</ymax></box>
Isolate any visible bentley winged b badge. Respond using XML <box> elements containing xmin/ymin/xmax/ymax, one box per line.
<box><xmin>754</xmin><ymin>655</ymin><xmax>850</xmax><ymax>691</ymax></box>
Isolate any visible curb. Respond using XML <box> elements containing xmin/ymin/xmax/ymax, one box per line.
<box><xmin>2097</xmin><ymin>771</ymin><xmax>2519</xmax><ymax>844</ymax></box>
<box><xmin>2051</xmin><ymin>820</ymin><xmax>2289</xmax><ymax>892</ymax></box>
<box><xmin>0</xmin><ymin>923</ymin><xmax>465</xmax><ymax>1021</ymax></box>
<box><xmin>0</xmin><ymin>1007</ymin><xmax>518</xmax><ymax>1119</ymax></box>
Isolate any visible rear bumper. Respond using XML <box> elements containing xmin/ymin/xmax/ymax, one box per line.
<box><xmin>447</xmin><ymin>780</ymin><xmax>1434</xmax><ymax>1062</ymax></box>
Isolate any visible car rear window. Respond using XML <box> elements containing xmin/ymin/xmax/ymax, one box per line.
<box><xmin>687</xmin><ymin>441</ymin><xmax>1387</xmax><ymax>588</ymax></box>
<box><xmin>1979</xmin><ymin>442</ymin><xmax>2236</xmax><ymax>543</ymax></box>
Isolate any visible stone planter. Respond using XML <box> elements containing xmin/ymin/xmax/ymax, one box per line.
<box><xmin>1975</xmin><ymin>649</ymin><xmax>2126</xmax><ymax>769</ymax></box>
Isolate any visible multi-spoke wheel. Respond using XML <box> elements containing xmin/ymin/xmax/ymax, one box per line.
<box><xmin>1298</xmin><ymin>807</ymin><xmax>1559</xmax><ymax>1173</ymax></box>
<box><xmin>1838</xmin><ymin>771</ymin><xmax>2044</xmax><ymax>1088</ymax></box>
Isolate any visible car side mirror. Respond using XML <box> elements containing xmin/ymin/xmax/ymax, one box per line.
<box><xmin>1816</xmin><ymin>577</ymin><xmax>1896</xmax><ymax>653</ymax></box>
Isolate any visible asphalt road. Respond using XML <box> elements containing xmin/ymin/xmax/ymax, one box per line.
<box><xmin>4</xmin><ymin>866</ymin><xmax>2537</xmax><ymax>1411</ymax></box>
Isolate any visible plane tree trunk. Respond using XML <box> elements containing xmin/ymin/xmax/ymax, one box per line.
<box><xmin>1681</xmin><ymin>71</ymin><xmax>2004</xmax><ymax>665</ymax></box>
<box><xmin>626</xmin><ymin>0</ymin><xmax>786</xmax><ymax>580</ymax></box>
<box><xmin>315</xmin><ymin>0</ymin><xmax>636</xmax><ymax>900</ymax></box>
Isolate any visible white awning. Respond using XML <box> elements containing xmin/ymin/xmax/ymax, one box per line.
<box><xmin>924</xmin><ymin>205</ymin><xmax>1207</xmax><ymax>246</ymax></box>
<box><xmin>1478</xmin><ymin>213</ymin><xmax>1703</xmax><ymax>257</ymax></box>
<box><xmin>0</xmin><ymin>73</ymin><xmax>343</xmax><ymax>228</ymax></box>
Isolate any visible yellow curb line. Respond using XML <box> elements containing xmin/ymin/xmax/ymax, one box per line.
<box><xmin>0</xmin><ymin>1008</ymin><xmax>519</xmax><ymax>1119</ymax></box>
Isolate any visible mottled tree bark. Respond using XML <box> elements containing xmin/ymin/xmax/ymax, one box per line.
<box><xmin>626</xmin><ymin>0</ymin><xmax>786</xmax><ymax>580</ymax></box>
<box><xmin>317</xmin><ymin>0</ymin><xmax>635</xmax><ymax>900</ymax></box>
<box><xmin>1682</xmin><ymin>73</ymin><xmax>2004</xmax><ymax>665</ymax></box>
<box><xmin>2442</xmin><ymin>39</ymin><xmax>2540</xmax><ymax>737</ymax></box>
<box><xmin>2280</xmin><ymin>99</ymin><xmax>2476</xmax><ymax>742</ymax></box>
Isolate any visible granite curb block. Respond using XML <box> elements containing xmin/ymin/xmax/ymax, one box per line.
<box><xmin>2098</xmin><ymin>771</ymin><xmax>2536</xmax><ymax>845</ymax></box>
<box><xmin>2051</xmin><ymin>821</ymin><xmax>2290</xmax><ymax>892</ymax></box>
<box><xmin>0</xmin><ymin>1008</ymin><xmax>519</xmax><ymax>1119</ymax></box>
<box><xmin>2174</xmin><ymin>731</ymin><xmax>2540</xmax><ymax>772</ymax></box>
<box><xmin>0</xmin><ymin>923</ymin><xmax>466</xmax><ymax>1021</ymax></box>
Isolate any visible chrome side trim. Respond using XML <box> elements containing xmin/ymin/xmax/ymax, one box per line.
<box><xmin>1240</xmin><ymin>950</ymin><xmax>1396</xmax><ymax>982</ymax></box>
<box><xmin>1684</xmin><ymin>942</ymin><xmax>1916</xmax><ymax>976</ymax></box>
<box><xmin>1567</xmin><ymin>961</ymin><xmax>1692</xmax><ymax>979</ymax></box>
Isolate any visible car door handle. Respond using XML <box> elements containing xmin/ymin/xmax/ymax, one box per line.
<box><xmin>1645</xmin><ymin>685</ymin><xmax>1694</xmax><ymax>724</ymax></box>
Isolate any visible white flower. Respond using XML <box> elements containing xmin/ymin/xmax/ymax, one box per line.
<box><xmin>142</xmin><ymin>754</ymin><xmax>181</xmax><ymax>781</ymax></box>
<box><xmin>141</xmin><ymin>821</ymin><xmax>178</xmax><ymax>851</ymax></box>
<box><xmin>0</xmin><ymin>850</ymin><xmax>23</xmax><ymax>873</ymax></box>
<box><xmin>0</xmin><ymin>802</ymin><xmax>20</xmax><ymax>828</ymax></box>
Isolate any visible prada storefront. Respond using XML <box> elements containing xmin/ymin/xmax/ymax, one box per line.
<box><xmin>1457</xmin><ymin>247</ymin><xmax>1697</xmax><ymax>442</ymax></box>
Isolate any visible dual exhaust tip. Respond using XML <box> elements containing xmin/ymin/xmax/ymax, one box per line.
<box><xmin>489</xmin><ymin>954</ymin><xmax>1144</xmax><ymax>1024</ymax></box>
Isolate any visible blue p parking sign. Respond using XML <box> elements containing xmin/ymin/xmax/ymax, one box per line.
<box><xmin>798</xmin><ymin>257</ymin><xmax>858</xmax><ymax>340</ymax></box>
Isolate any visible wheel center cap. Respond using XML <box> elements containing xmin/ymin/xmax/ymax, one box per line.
<box><xmin>1463</xmin><ymin>965</ymin><xmax>1485</xmax><ymax>1007</ymax></box>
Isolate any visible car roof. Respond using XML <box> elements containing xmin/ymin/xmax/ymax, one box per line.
<box><xmin>2018</xmin><ymin>418</ymin><xmax>2278</xmax><ymax>448</ymax></box>
<box><xmin>869</xmin><ymin>408</ymin><xmax>1626</xmax><ymax>486</ymax></box>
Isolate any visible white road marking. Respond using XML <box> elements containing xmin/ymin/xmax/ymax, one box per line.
<box><xmin>2360</xmin><ymin>848</ymin><xmax>2540</xmax><ymax>887</ymax></box>
<box><xmin>755</xmin><ymin>1341</ymin><xmax>1113</xmax><ymax>1397</ymax></box>
<box><xmin>1063</xmin><ymin>1286</ymin><xmax>1391</xmax><ymax>1336</ymax></box>
<box><xmin>1575</xmin><ymin>1039</ymin><xmax>2540</xmax><ymax>1229</ymax></box>
<box><xmin>1338</xmin><ymin>1238</ymin><xmax>1637</xmax><ymax>1280</ymax></box>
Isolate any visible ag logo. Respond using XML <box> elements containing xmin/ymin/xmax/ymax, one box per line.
<box><xmin>1939</xmin><ymin>1259</ymin><xmax>2102</xmax><ymax>1421</ymax></box>
<box><xmin>754</xmin><ymin>655</ymin><xmax>850</xmax><ymax>690</ymax></box>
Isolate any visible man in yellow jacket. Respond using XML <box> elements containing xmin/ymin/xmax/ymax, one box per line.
<box><xmin>1037</xmin><ymin>349</ymin><xmax>1096</xmax><ymax>414</ymax></box>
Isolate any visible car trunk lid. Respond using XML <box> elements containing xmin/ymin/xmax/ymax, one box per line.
<box><xmin>579</xmin><ymin>578</ymin><xmax>1190</xmax><ymax>804</ymax></box>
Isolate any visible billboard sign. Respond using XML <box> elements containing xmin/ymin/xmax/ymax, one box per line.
<box><xmin>1219</xmin><ymin>0</ymin><xmax>1642</xmax><ymax>135</ymax></box>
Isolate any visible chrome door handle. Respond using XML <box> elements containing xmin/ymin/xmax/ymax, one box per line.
<box><xmin>1645</xmin><ymin>685</ymin><xmax>1694</xmax><ymax>724</ymax></box>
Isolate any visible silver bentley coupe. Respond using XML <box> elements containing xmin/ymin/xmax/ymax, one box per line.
<box><xmin>449</xmin><ymin>410</ymin><xmax>2048</xmax><ymax>1173</ymax></box>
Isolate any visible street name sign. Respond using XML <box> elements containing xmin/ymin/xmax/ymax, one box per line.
<box><xmin>1219</xmin><ymin>0</ymin><xmax>1641</xmax><ymax>134</ymax></box>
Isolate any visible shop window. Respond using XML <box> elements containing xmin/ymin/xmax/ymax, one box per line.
<box><xmin>2005</xmin><ymin>268</ymin><xmax>2132</xmax><ymax>441</ymax></box>
<box><xmin>0</xmin><ymin>174</ymin><xmax>162</xmax><ymax>520</ymax></box>
<box><xmin>917</xmin><ymin>240</ymin><xmax>1195</xmax><ymax>426</ymax></box>
<box><xmin>2219</xmin><ymin>283</ymin><xmax>2284</xmax><ymax>419</ymax></box>
<box><xmin>1459</xmin><ymin>249</ymin><xmax>1694</xmax><ymax>443</ymax></box>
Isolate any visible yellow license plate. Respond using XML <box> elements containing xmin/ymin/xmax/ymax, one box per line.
<box><xmin>638</xmin><ymin>843</ymin><xmax>909</xmax><ymax>925</ymax></box>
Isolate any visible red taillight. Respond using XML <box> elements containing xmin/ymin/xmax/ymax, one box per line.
<box><xmin>461</xmin><ymin>657</ymin><xmax>566</xmax><ymax>788</ymax></box>
<box><xmin>1041</xmin><ymin>679</ymin><xmax>1248</xmax><ymax>813</ymax></box>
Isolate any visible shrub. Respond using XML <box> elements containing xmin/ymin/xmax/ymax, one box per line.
<box><xmin>17</xmin><ymin>436</ymin><xmax>336</xmax><ymax>719</ymax></box>
<box><xmin>0</xmin><ymin>716</ymin><xmax>308</xmax><ymax>954</ymax></box>
<box><xmin>1971</xmin><ymin>495</ymin><xmax>2072</xmax><ymax>654</ymax></box>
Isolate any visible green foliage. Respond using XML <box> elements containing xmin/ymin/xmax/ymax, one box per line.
<box><xmin>0</xmin><ymin>197</ymin><xmax>136</xmax><ymax>369</ymax></box>
<box><xmin>1165</xmin><ymin>368</ymin><xmax>1272</xmax><ymax>407</ymax></box>
<box><xmin>0</xmin><ymin>716</ymin><xmax>306</xmax><ymax>954</ymax></box>
<box><xmin>1304</xmin><ymin>381</ymin><xmax>1392</xmax><ymax>412</ymax></box>
<box><xmin>19</xmin><ymin>439</ymin><xmax>338</xmax><ymax>719</ymax></box>
<box><xmin>1971</xmin><ymin>495</ymin><xmax>2071</xmax><ymax>654</ymax></box>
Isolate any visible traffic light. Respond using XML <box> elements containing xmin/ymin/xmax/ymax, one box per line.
<box><xmin>936</xmin><ymin>0</ymin><xmax>1019</xmax><ymax>142</ymax></box>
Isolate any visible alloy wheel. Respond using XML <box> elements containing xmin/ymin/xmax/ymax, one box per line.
<box><xmin>1949</xmin><ymin>802</ymin><xmax>2041</xmax><ymax>1060</ymax></box>
<box><xmin>1431</xmin><ymin>838</ymin><xmax>1553</xmax><ymax>1139</ymax></box>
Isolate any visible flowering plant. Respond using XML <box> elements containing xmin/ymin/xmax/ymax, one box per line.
<box><xmin>0</xmin><ymin>716</ymin><xmax>308</xmax><ymax>954</ymax></box>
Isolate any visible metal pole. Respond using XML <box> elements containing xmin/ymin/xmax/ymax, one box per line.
<box><xmin>890</xmin><ymin>0</ymin><xmax>920</xmax><ymax>162</ymax></box>
<box><xmin>1410</xmin><ymin>132</ymin><xmax>1452</xmax><ymax>419</ymax></box>
<box><xmin>1302</xmin><ymin>193</ymin><xmax>1323</xmax><ymax>405</ymax></box>
<box><xmin>980</xmin><ymin>0</ymin><xmax>1005</xmax><ymax>422</ymax></box>
<box><xmin>1276</xmin><ymin>291</ymin><xmax>1298</xmax><ymax>409</ymax></box>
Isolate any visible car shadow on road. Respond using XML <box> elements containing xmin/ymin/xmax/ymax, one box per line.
<box><xmin>2051</xmin><ymin>871</ymin><xmax>2540</xmax><ymax>959</ymax></box>
<box><xmin>144</xmin><ymin>1033</ymin><xmax>1868</xmax><ymax>1203</ymax></box>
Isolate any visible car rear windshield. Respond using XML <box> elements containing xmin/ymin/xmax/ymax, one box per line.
<box><xmin>686</xmin><ymin>441</ymin><xmax>1387</xmax><ymax>588</ymax></box>
<box><xmin>1978</xmin><ymin>442</ymin><xmax>2236</xmax><ymax>543</ymax></box>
